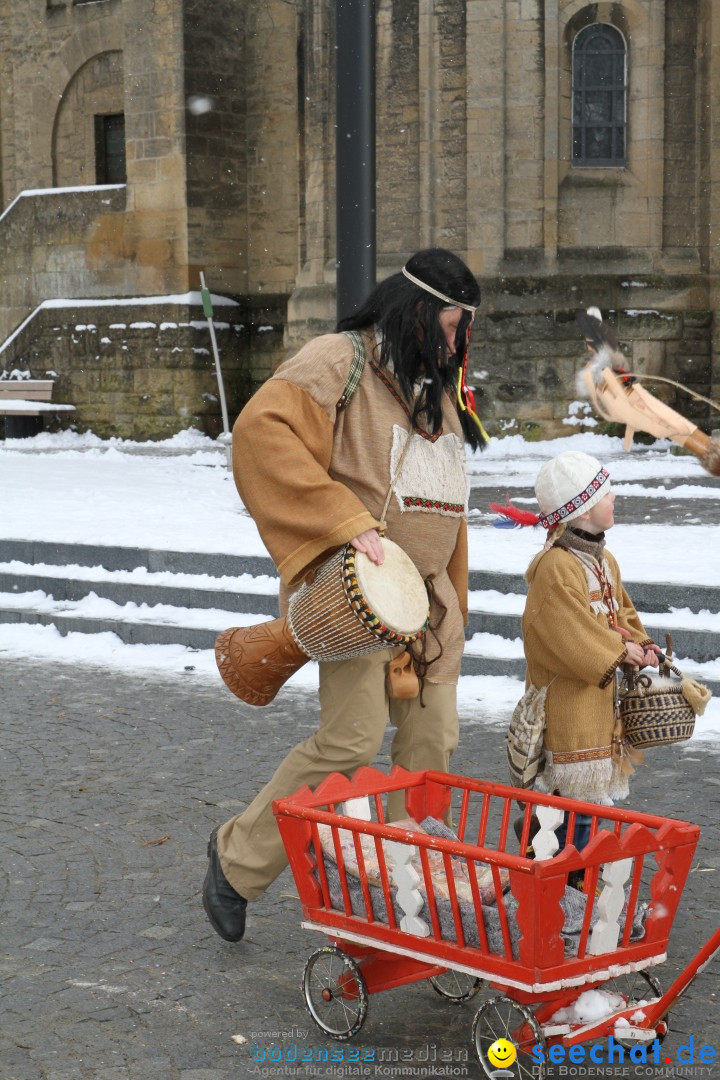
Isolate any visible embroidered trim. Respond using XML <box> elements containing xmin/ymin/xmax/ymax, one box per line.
<box><xmin>600</xmin><ymin>656</ymin><xmax>623</xmax><ymax>688</ymax></box>
<box><xmin>550</xmin><ymin>745</ymin><xmax>612</xmax><ymax>765</ymax></box>
<box><xmin>370</xmin><ymin>362</ymin><xmax>442</xmax><ymax>442</ymax></box>
<box><xmin>403</xmin><ymin>496</ymin><xmax>465</xmax><ymax>513</ymax></box>
<box><xmin>540</xmin><ymin>467</ymin><xmax>610</xmax><ymax>530</ymax></box>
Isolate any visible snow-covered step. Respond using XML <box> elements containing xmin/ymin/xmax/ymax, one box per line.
<box><xmin>0</xmin><ymin>560</ymin><xmax>279</xmax><ymax>617</ymax></box>
<box><xmin>2</xmin><ymin>539</ymin><xmax>720</xmax><ymax>683</ymax></box>
<box><xmin>467</xmin><ymin>589</ymin><xmax>720</xmax><ymax>665</ymax></box>
<box><xmin>0</xmin><ymin>539</ymin><xmax>276</xmax><ymax>580</ymax></box>
<box><xmin>0</xmin><ymin>589</ymin><xmax>272</xmax><ymax>650</ymax></box>
<box><xmin>4</xmin><ymin>539</ymin><xmax>720</xmax><ymax>618</ymax></box>
<box><xmin>3</xmin><ymin>588</ymin><xmax>719</xmax><ymax>692</ymax></box>
<box><xmin>467</xmin><ymin>568</ymin><xmax>720</xmax><ymax>618</ymax></box>
<box><xmin>463</xmin><ymin>631</ymin><xmax>526</xmax><ymax>679</ymax></box>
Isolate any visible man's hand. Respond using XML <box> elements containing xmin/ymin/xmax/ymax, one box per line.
<box><xmin>350</xmin><ymin>529</ymin><xmax>385</xmax><ymax>565</ymax></box>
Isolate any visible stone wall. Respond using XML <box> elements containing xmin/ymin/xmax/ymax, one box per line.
<box><xmin>183</xmin><ymin>1</ymin><xmax>248</xmax><ymax>297</ymax></box>
<box><xmin>0</xmin><ymin>297</ymin><xmax>285</xmax><ymax>441</ymax></box>
<box><xmin>54</xmin><ymin>50</ymin><xmax>125</xmax><ymax>187</ymax></box>
<box><xmin>471</xmin><ymin>274</ymin><xmax>713</xmax><ymax>439</ymax></box>
<box><xmin>0</xmin><ymin>187</ymin><xmax>129</xmax><ymax>346</ymax></box>
<box><xmin>2</xmin><ymin>0</ymin><xmax>720</xmax><ymax>443</ymax></box>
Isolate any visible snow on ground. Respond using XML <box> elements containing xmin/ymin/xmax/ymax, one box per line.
<box><xmin>1</xmin><ymin>427</ymin><xmax>719</xmax><ymax>744</ymax></box>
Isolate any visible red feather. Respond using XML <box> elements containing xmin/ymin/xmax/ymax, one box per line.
<box><xmin>488</xmin><ymin>501</ymin><xmax>540</xmax><ymax>527</ymax></box>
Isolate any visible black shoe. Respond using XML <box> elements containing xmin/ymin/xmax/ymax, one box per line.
<box><xmin>203</xmin><ymin>827</ymin><xmax>247</xmax><ymax>942</ymax></box>
<box><xmin>513</xmin><ymin>814</ymin><xmax>539</xmax><ymax>856</ymax></box>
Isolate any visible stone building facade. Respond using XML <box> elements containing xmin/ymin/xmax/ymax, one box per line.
<box><xmin>0</xmin><ymin>0</ymin><xmax>717</xmax><ymax>439</ymax></box>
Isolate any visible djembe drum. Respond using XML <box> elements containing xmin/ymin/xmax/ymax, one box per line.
<box><xmin>216</xmin><ymin>538</ymin><xmax>429</xmax><ymax>706</ymax></box>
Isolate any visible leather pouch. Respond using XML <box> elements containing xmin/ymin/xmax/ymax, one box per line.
<box><xmin>386</xmin><ymin>648</ymin><xmax>419</xmax><ymax>700</ymax></box>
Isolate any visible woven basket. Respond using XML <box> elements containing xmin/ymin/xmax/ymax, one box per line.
<box><xmin>619</xmin><ymin>639</ymin><xmax>699</xmax><ymax>750</ymax></box>
<box><xmin>620</xmin><ymin>679</ymin><xmax>695</xmax><ymax>748</ymax></box>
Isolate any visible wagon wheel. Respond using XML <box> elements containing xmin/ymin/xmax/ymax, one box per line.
<box><xmin>429</xmin><ymin>969</ymin><xmax>483</xmax><ymax>1003</ymax></box>
<box><xmin>302</xmin><ymin>945</ymin><xmax>368</xmax><ymax>1040</ymax></box>
<box><xmin>472</xmin><ymin>995</ymin><xmax>546</xmax><ymax>1079</ymax></box>
<box><xmin>598</xmin><ymin>968</ymin><xmax>668</xmax><ymax>1047</ymax></box>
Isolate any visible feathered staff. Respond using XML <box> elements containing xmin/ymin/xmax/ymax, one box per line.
<box><xmin>576</xmin><ymin>307</ymin><xmax>720</xmax><ymax>477</ymax></box>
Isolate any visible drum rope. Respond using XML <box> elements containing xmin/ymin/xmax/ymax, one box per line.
<box><xmin>412</xmin><ymin>574</ymin><xmax>448</xmax><ymax>704</ymax></box>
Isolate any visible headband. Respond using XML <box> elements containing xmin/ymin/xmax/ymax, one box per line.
<box><xmin>402</xmin><ymin>266</ymin><xmax>477</xmax><ymax>314</ymax></box>
<box><xmin>538</xmin><ymin>467</ymin><xmax>610</xmax><ymax>530</ymax></box>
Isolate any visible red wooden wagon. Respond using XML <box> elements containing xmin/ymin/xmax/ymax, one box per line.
<box><xmin>273</xmin><ymin>766</ymin><xmax>720</xmax><ymax>1077</ymax></box>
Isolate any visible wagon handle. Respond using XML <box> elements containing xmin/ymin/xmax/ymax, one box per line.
<box><xmin>562</xmin><ymin>927</ymin><xmax>720</xmax><ymax>1048</ymax></box>
<box><xmin>641</xmin><ymin>925</ymin><xmax>720</xmax><ymax>1025</ymax></box>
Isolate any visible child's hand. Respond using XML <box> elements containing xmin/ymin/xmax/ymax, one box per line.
<box><xmin>641</xmin><ymin>644</ymin><xmax>662</xmax><ymax>668</ymax></box>
<box><xmin>624</xmin><ymin>641</ymin><xmax>646</xmax><ymax>667</ymax></box>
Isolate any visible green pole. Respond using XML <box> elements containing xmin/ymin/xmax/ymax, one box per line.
<box><xmin>200</xmin><ymin>271</ymin><xmax>232</xmax><ymax>470</ymax></box>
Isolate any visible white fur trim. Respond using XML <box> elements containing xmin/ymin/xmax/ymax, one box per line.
<box><xmin>539</xmin><ymin>750</ymin><xmax>630</xmax><ymax>805</ymax></box>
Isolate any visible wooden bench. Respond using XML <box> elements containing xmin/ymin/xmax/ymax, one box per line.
<box><xmin>0</xmin><ymin>379</ymin><xmax>76</xmax><ymax>438</ymax></box>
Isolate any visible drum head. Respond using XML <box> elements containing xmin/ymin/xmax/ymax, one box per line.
<box><xmin>353</xmin><ymin>538</ymin><xmax>429</xmax><ymax>636</ymax></box>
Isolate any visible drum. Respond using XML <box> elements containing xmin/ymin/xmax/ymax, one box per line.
<box><xmin>289</xmin><ymin>539</ymin><xmax>429</xmax><ymax>661</ymax></box>
<box><xmin>215</xmin><ymin>537</ymin><xmax>429</xmax><ymax>707</ymax></box>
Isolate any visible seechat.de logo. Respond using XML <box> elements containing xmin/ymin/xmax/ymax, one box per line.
<box><xmin>531</xmin><ymin>1035</ymin><xmax>717</xmax><ymax>1068</ymax></box>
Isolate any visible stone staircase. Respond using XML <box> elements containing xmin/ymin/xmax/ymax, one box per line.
<box><xmin>1</xmin><ymin>538</ymin><xmax>719</xmax><ymax>693</ymax></box>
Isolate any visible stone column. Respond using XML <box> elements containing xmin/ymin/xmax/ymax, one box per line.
<box><xmin>465</xmin><ymin>0</ymin><xmax>505</xmax><ymax>275</ymax></box>
<box><xmin>121</xmin><ymin>0</ymin><xmax>188</xmax><ymax>294</ymax></box>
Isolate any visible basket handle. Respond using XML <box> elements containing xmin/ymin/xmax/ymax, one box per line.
<box><xmin>657</xmin><ymin>632</ymin><xmax>685</xmax><ymax>679</ymax></box>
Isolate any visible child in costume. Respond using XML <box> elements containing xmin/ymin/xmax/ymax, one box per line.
<box><xmin>503</xmin><ymin>451</ymin><xmax>660</xmax><ymax>851</ymax></box>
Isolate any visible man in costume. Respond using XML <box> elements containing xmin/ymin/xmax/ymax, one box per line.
<box><xmin>203</xmin><ymin>248</ymin><xmax>484</xmax><ymax>943</ymax></box>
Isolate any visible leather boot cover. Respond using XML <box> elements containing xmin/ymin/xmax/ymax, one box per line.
<box><xmin>215</xmin><ymin>617</ymin><xmax>309</xmax><ymax>706</ymax></box>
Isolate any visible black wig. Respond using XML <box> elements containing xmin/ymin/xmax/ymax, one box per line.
<box><xmin>337</xmin><ymin>248</ymin><xmax>484</xmax><ymax>450</ymax></box>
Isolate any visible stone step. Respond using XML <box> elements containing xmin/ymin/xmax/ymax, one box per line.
<box><xmin>2</xmin><ymin>597</ymin><xmax>719</xmax><ymax>692</ymax></box>
<box><xmin>2</xmin><ymin>606</ymin><xmax>719</xmax><ymax>695</ymax></box>
<box><xmin>0</xmin><ymin>539</ymin><xmax>273</xmax><ymax>580</ymax></box>
<box><xmin>2</xmin><ymin>538</ymin><xmax>719</xmax><ymax>615</ymax></box>
<box><xmin>0</xmin><ymin>568</ymin><xmax>279</xmax><ymax>617</ymax></box>
<box><xmin>2</xmin><ymin>539</ymin><xmax>719</xmax><ymax>687</ymax></box>
<box><xmin>0</xmin><ymin>605</ymin><xmax>526</xmax><ymax>683</ymax></box>
<box><xmin>6</xmin><ymin>568</ymin><xmax>718</xmax><ymax>663</ymax></box>
<box><xmin>466</xmin><ymin>610</ymin><xmax>720</xmax><ymax>664</ymax></box>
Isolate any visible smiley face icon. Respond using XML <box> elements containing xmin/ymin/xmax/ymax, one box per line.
<box><xmin>487</xmin><ymin>1038</ymin><xmax>517</xmax><ymax>1069</ymax></box>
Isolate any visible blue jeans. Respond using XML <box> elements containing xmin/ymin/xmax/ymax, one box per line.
<box><xmin>555</xmin><ymin>812</ymin><xmax>592</xmax><ymax>853</ymax></box>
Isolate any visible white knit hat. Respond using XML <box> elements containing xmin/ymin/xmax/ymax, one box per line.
<box><xmin>535</xmin><ymin>451</ymin><xmax>611</xmax><ymax>530</ymax></box>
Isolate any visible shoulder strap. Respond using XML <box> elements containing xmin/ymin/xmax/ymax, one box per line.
<box><xmin>336</xmin><ymin>330</ymin><xmax>367</xmax><ymax>411</ymax></box>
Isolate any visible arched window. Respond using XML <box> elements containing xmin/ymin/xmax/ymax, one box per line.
<box><xmin>572</xmin><ymin>23</ymin><xmax>626</xmax><ymax>167</ymax></box>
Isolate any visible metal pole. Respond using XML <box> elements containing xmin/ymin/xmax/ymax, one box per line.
<box><xmin>200</xmin><ymin>271</ymin><xmax>232</xmax><ymax>471</ymax></box>
<box><xmin>335</xmin><ymin>0</ymin><xmax>376</xmax><ymax>323</ymax></box>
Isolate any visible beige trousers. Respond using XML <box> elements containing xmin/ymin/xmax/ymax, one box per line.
<box><xmin>217</xmin><ymin>648</ymin><xmax>459</xmax><ymax>900</ymax></box>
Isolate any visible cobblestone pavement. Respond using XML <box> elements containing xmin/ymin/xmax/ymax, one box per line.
<box><xmin>1</xmin><ymin>660</ymin><xmax>718</xmax><ymax>1080</ymax></box>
